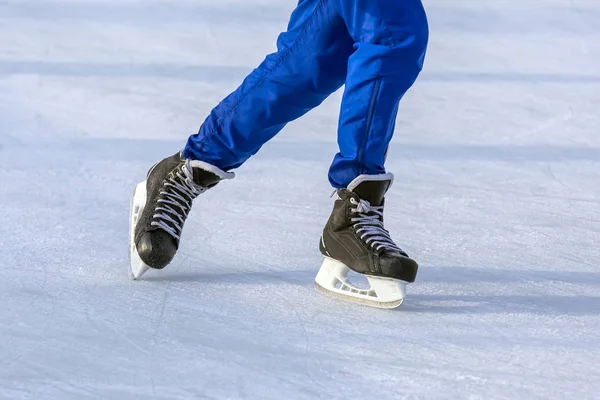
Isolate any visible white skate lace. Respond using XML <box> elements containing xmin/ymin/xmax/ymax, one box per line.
<box><xmin>350</xmin><ymin>197</ymin><xmax>405</xmax><ymax>254</ymax></box>
<box><xmin>151</xmin><ymin>160</ymin><xmax>206</xmax><ymax>240</ymax></box>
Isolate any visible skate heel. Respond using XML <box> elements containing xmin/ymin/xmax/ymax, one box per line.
<box><xmin>314</xmin><ymin>257</ymin><xmax>408</xmax><ymax>309</ymax></box>
<box><xmin>129</xmin><ymin>181</ymin><xmax>150</xmax><ymax>280</ymax></box>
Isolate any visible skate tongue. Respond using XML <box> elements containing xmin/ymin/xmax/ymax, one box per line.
<box><xmin>186</xmin><ymin>160</ymin><xmax>235</xmax><ymax>187</ymax></box>
<box><xmin>347</xmin><ymin>173</ymin><xmax>394</xmax><ymax>206</ymax></box>
<box><xmin>192</xmin><ymin>168</ymin><xmax>222</xmax><ymax>187</ymax></box>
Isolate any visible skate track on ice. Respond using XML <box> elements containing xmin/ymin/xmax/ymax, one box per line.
<box><xmin>1</xmin><ymin>0</ymin><xmax>599</xmax><ymax>399</ymax></box>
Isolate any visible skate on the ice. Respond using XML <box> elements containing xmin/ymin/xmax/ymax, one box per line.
<box><xmin>129</xmin><ymin>151</ymin><xmax>234</xmax><ymax>279</ymax></box>
<box><xmin>315</xmin><ymin>173</ymin><xmax>418</xmax><ymax>309</ymax></box>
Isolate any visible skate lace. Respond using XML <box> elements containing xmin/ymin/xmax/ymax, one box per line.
<box><xmin>350</xmin><ymin>197</ymin><xmax>404</xmax><ymax>254</ymax></box>
<box><xmin>151</xmin><ymin>160</ymin><xmax>206</xmax><ymax>240</ymax></box>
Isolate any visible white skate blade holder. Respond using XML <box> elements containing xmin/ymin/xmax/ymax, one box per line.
<box><xmin>129</xmin><ymin>181</ymin><xmax>150</xmax><ymax>280</ymax></box>
<box><xmin>315</xmin><ymin>257</ymin><xmax>408</xmax><ymax>309</ymax></box>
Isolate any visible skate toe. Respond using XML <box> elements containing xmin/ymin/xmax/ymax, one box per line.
<box><xmin>136</xmin><ymin>230</ymin><xmax>177</xmax><ymax>269</ymax></box>
<box><xmin>379</xmin><ymin>253</ymin><xmax>418</xmax><ymax>283</ymax></box>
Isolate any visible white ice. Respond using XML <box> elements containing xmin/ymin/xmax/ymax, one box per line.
<box><xmin>1</xmin><ymin>0</ymin><xmax>599</xmax><ymax>399</ymax></box>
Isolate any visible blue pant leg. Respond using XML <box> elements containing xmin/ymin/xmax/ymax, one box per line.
<box><xmin>328</xmin><ymin>0</ymin><xmax>429</xmax><ymax>188</ymax></box>
<box><xmin>183</xmin><ymin>0</ymin><xmax>353</xmax><ymax>170</ymax></box>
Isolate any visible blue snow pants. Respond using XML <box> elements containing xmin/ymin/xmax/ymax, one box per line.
<box><xmin>183</xmin><ymin>0</ymin><xmax>429</xmax><ymax>188</ymax></box>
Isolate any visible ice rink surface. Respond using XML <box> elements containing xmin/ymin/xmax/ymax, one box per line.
<box><xmin>1</xmin><ymin>0</ymin><xmax>599</xmax><ymax>398</ymax></box>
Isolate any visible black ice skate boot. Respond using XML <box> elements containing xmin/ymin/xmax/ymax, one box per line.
<box><xmin>315</xmin><ymin>173</ymin><xmax>418</xmax><ymax>308</ymax></box>
<box><xmin>128</xmin><ymin>151</ymin><xmax>234</xmax><ymax>279</ymax></box>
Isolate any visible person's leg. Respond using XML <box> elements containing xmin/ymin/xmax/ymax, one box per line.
<box><xmin>315</xmin><ymin>0</ymin><xmax>428</xmax><ymax>306</ymax></box>
<box><xmin>328</xmin><ymin>0</ymin><xmax>429</xmax><ymax>188</ymax></box>
<box><xmin>130</xmin><ymin>0</ymin><xmax>355</xmax><ymax>278</ymax></box>
<box><xmin>183</xmin><ymin>0</ymin><xmax>354</xmax><ymax>170</ymax></box>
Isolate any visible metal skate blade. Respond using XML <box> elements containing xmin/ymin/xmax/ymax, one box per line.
<box><xmin>129</xmin><ymin>181</ymin><xmax>150</xmax><ymax>280</ymax></box>
<box><xmin>314</xmin><ymin>257</ymin><xmax>407</xmax><ymax>309</ymax></box>
<box><xmin>314</xmin><ymin>281</ymin><xmax>404</xmax><ymax>309</ymax></box>
<box><xmin>130</xmin><ymin>259</ymin><xmax>150</xmax><ymax>280</ymax></box>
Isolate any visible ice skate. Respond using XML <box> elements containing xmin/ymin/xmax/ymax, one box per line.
<box><xmin>129</xmin><ymin>151</ymin><xmax>234</xmax><ymax>279</ymax></box>
<box><xmin>315</xmin><ymin>173</ymin><xmax>418</xmax><ymax>309</ymax></box>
